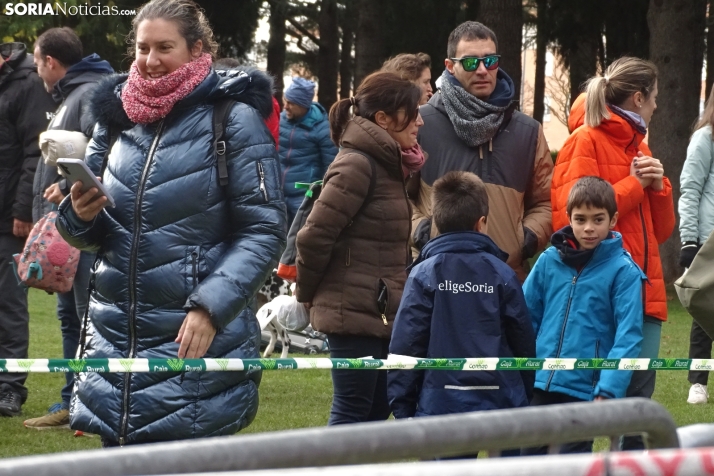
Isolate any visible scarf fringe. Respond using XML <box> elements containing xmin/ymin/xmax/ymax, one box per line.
<box><xmin>477</xmin><ymin>139</ymin><xmax>493</xmax><ymax>159</ymax></box>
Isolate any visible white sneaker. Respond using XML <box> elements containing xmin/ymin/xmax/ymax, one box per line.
<box><xmin>687</xmin><ymin>383</ymin><xmax>709</xmax><ymax>404</ymax></box>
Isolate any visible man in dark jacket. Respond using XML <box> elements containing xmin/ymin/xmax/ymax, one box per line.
<box><xmin>0</xmin><ymin>42</ymin><xmax>55</xmax><ymax>417</ymax></box>
<box><xmin>23</xmin><ymin>28</ymin><xmax>113</xmax><ymax>429</ymax></box>
<box><xmin>279</xmin><ymin>77</ymin><xmax>337</xmax><ymax>225</ymax></box>
<box><xmin>412</xmin><ymin>21</ymin><xmax>554</xmax><ymax>282</ymax></box>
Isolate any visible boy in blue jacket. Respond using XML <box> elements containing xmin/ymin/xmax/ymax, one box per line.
<box><xmin>522</xmin><ymin>176</ymin><xmax>645</xmax><ymax>455</ymax></box>
<box><xmin>388</xmin><ymin>171</ymin><xmax>536</xmax><ymax>425</ymax></box>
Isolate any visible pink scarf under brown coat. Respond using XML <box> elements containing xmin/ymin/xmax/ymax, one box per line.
<box><xmin>401</xmin><ymin>144</ymin><xmax>426</xmax><ymax>179</ymax></box>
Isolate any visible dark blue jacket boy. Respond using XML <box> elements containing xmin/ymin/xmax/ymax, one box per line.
<box><xmin>388</xmin><ymin>230</ymin><xmax>535</xmax><ymax>418</ymax></box>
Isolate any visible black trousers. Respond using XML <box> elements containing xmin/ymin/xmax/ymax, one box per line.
<box><xmin>688</xmin><ymin>320</ymin><xmax>713</xmax><ymax>385</ymax></box>
<box><xmin>326</xmin><ymin>333</ymin><xmax>391</xmax><ymax>425</ymax></box>
<box><xmin>521</xmin><ymin>389</ymin><xmax>594</xmax><ymax>455</ymax></box>
<box><xmin>0</xmin><ymin>233</ymin><xmax>29</xmax><ymax>400</ymax></box>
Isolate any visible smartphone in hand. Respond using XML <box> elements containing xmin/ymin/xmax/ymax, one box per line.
<box><xmin>56</xmin><ymin>158</ymin><xmax>116</xmax><ymax>208</ymax></box>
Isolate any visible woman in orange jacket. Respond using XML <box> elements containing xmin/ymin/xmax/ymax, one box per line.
<box><xmin>551</xmin><ymin>57</ymin><xmax>675</xmax><ymax>451</ymax></box>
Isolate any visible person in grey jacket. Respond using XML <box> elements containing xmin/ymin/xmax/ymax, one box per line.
<box><xmin>0</xmin><ymin>42</ymin><xmax>55</xmax><ymax>417</ymax></box>
<box><xmin>23</xmin><ymin>27</ymin><xmax>114</xmax><ymax>430</ymax></box>
<box><xmin>679</xmin><ymin>91</ymin><xmax>714</xmax><ymax>405</ymax></box>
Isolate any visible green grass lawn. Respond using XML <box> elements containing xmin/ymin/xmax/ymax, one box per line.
<box><xmin>0</xmin><ymin>287</ymin><xmax>711</xmax><ymax>459</ymax></box>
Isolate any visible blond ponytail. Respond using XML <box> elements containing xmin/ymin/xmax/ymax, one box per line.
<box><xmin>584</xmin><ymin>76</ymin><xmax>610</xmax><ymax>128</ymax></box>
<box><xmin>583</xmin><ymin>57</ymin><xmax>658</xmax><ymax>129</ymax></box>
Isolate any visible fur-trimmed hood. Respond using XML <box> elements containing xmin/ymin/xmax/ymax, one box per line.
<box><xmin>88</xmin><ymin>67</ymin><xmax>275</xmax><ymax>131</ymax></box>
<box><xmin>213</xmin><ymin>66</ymin><xmax>274</xmax><ymax>118</ymax></box>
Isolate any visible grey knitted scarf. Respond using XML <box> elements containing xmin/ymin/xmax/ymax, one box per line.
<box><xmin>439</xmin><ymin>70</ymin><xmax>508</xmax><ymax>147</ymax></box>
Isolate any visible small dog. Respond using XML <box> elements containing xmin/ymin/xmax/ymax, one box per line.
<box><xmin>256</xmin><ymin>271</ymin><xmax>293</xmax><ymax>358</ymax></box>
<box><xmin>256</xmin><ymin>302</ymin><xmax>291</xmax><ymax>358</ymax></box>
<box><xmin>256</xmin><ymin>270</ymin><xmax>291</xmax><ymax>309</ymax></box>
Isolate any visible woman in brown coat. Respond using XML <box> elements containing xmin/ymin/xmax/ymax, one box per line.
<box><xmin>295</xmin><ymin>72</ymin><xmax>424</xmax><ymax>425</ymax></box>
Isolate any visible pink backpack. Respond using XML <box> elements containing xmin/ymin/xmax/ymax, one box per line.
<box><xmin>13</xmin><ymin>211</ymin><xmax>79</xmax><ymax>293</ymax></box>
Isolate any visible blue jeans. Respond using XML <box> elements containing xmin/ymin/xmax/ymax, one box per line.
<box><xmin>56</xmin><ymin>251</ymin><xmax>95</xmax><ymax>408</ymax></box>
<box><xmin>326</xmin><ymin>334</ymin><xmax>391</xmax><ymax>425</ymax></box>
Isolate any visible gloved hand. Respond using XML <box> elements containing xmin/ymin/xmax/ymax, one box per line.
<box><xmin>679</xmin><ymin>241</ymin><xmax>701</xmax><ymax>268</ymax></box>
<box><xmin>522</xmin><ymin>227</ymin><xmax>538</xmax><ymax>260</ymax></box>
<box><xmin>413</xmin><ymin>218</ymin><xmax>432</xmax><ymax>251</ymax></box>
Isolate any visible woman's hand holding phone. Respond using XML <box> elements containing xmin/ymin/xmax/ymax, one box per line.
<box><xmin>70</xmin><ymin>179</ymin><xmax>108</xmax><ymax>222</ymax></box>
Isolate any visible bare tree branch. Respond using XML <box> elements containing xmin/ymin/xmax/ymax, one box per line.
<box><xmin>287</xmin><ymin>17</ymin><xmax>320</xmax><ymax>45</ymax></box>
<box><xmin>547</xmin><ymin>57</ymin><xmax>571</xmax><ymax>128</ymax></box>
<box><xmin>286</xmin><ymin>27</ymin><xmax>316</xmax><ymax>54</ymax></box>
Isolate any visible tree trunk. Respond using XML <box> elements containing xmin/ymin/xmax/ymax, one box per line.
<box><xmin>464</xmin><ymin>0</ymin><xmax>480</xmax><ymax>20</ymax></box>
<box><xmin>267</xmin><ymin>0</ymin><xmax>287</xmax><ymax>107</ymax></box>
<box><xmin>648</xmin><ymin>0</ymin><xmax>707</xmax><ymax>284</ymax></box>
<box><xmin>532</xmin><ymin>0</ymin><xmax>547</xmax><ymax>123</ymax></box>
<box><xmin>704</xmin><ymin>0</ymin><xmax>714</xmax><ymax>100</ymax></box>
<box><xmin>318</xmin><ymin>0</ymin><xmax>339</xmax><ymax>109</ymax></box>
<box><xmin>354</xmin><ymin>0</ymin><xmax>385</xmax><ymax>88</ymax></box>
<box><xmin>546</xmin><ymin>0</ymin><xmax>603</xmax><ymax>109</ymax></box>
<box><xmin>568</xmin><ymin>36</ymin><xmax>598</xmax><ymax>108</ymax></box>
<box><xmin>339</xmin><ymin>0</ymin><xmax>355</xmax><ymax>99</ymax></box>
<box><xmin>603</xmin><ymin>0</ymin><xmax>649</xmax><ymax>65</ymax></box>
<box><xmin>478</xmin><ymin>0</ymin><xmax>523</xmax><ymax>104</ymax></box>
<box><xmin>381</xmin><ymin>0</ymin><xmax>468</xmax><ymax>92</ymax></box>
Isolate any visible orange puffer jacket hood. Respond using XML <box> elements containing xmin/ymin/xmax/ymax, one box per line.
<box><xmin>552</xmin><ymin>93</ymin><xmax>675</xmax><ymax>321</ymax></box>
<box><xmin>568</xmin><ymin>93</ymin><xmax>587</xmax><ymax>133</ymax></box>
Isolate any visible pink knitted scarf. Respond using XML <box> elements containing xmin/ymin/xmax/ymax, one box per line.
<box><xmin>121</xmin><ymin>53</ymin><xmax>212</xmax><ymax>124</ymax></box>
<box><xmin>401</xmin><ymin>144</ymin><xmax>426</xmax><ymax>179</ymax></box>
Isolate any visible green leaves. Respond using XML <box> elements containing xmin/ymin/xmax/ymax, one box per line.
<box><xmin>68</xmin><ymin>359</ymin><xmax>86</xmax><ymax>373</ymax></box>
<box><xmin>17</xmin><ymin>359</ymin><xmax>35</xmax><ymax>371</ymax></box>
<box><xmin>119</xmin><ymin>359</ymin><xmax>135</xmax><ymax>372</ymax></box>
<box><xmin>259</xmin><ymin>359</ymin><xmax>276</xmax><ymax>370</ymax></box>
<box><xmin>345</xmin><ymin>359</ymin><xmax>364</xmax><ymax>368</ymax></box>
<box><xmin>166</xmin><ymin>358</ymin><xmax>185</xmax><ymax>372</ymax></box>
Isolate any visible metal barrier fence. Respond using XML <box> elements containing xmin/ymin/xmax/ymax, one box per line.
<box><xmin>178</xmin><ymin>447</ymin><xmax>714</xmax><ymax>476</ymax></box>
<box><xmin>678</xmin><ymin>424</ymin><xmax>714</xmax><ymax>449</ymax></box>
<box><xmin>0</xmin><ymin>398</ymin><xmax>679</xmax><ymax>476</ymax></box>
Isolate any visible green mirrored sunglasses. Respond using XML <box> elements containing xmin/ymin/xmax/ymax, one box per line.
<box><xmin>450</xmin><ymin>55</ymin><xmax>501</xmax><ymax>72</ymax></box>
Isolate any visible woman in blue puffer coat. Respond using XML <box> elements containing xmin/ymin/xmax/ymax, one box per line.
<box><xmin>56</xmin><ymin>0</ymin><xmax>286</xmax><ymax>446</ymax></box>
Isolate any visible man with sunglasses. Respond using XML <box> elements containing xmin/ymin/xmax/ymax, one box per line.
<box><xmin>412</xmin><ymin>21</ymin><xmax>553</xmax><ymax>282</ymax></box>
